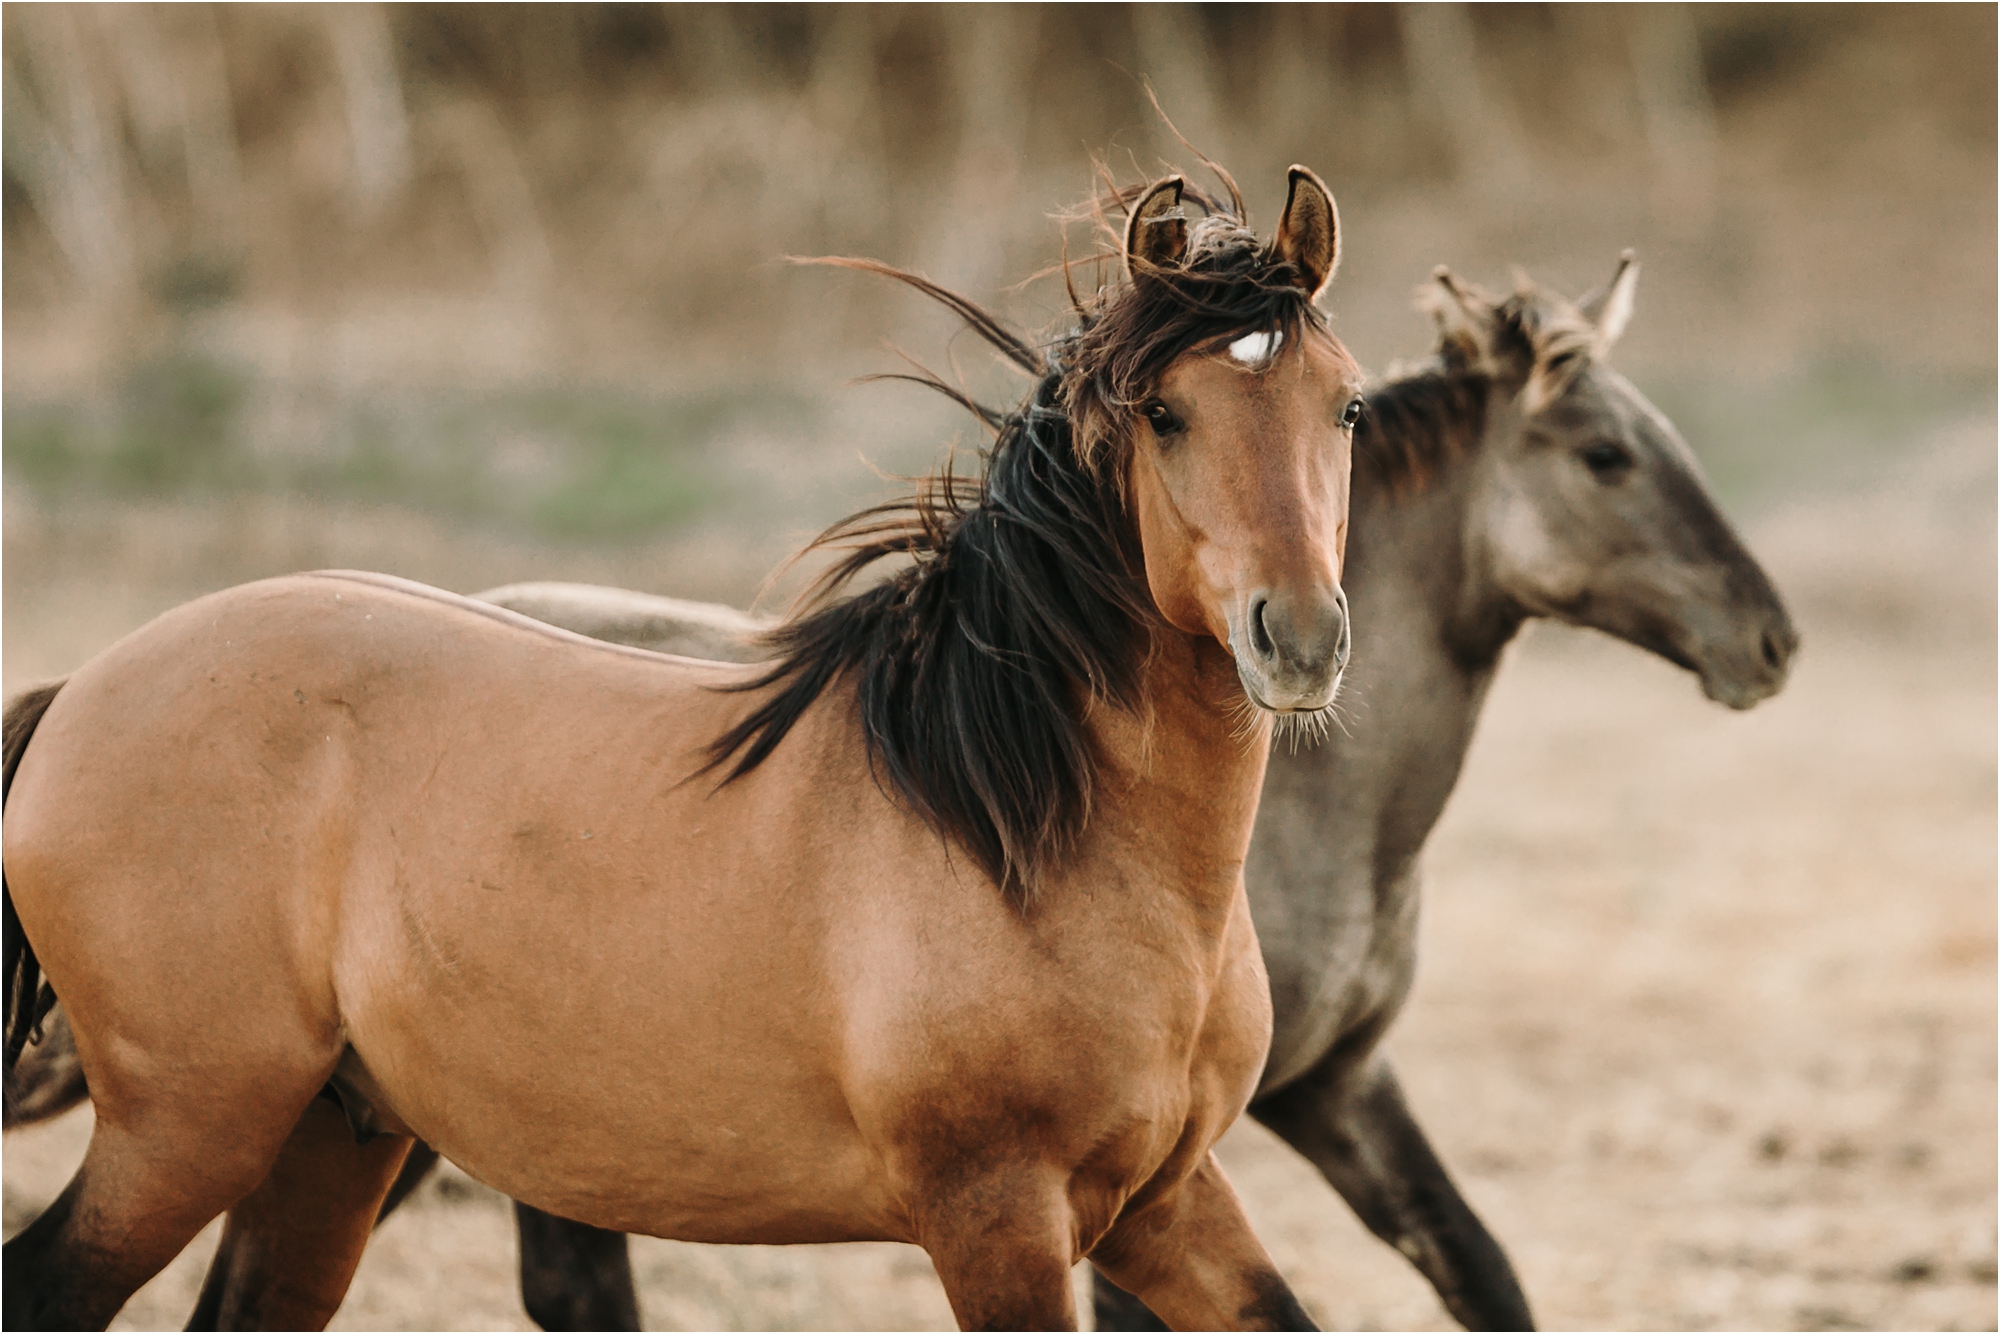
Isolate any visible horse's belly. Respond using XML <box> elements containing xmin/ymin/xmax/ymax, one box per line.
<box><xmin>342</xmin><ymin>927</ymin><xmax>929</xmax><ymax>1244</ymax></box>
<box><xmin>452</xmin><ymin>1077</ymin><xmax>898</xmax><ymax>1244</ymax></box>
<box><xmin>332</xmin><ymin>844</ymin><xmax>913</xmax><ymax>1242</ymax></box>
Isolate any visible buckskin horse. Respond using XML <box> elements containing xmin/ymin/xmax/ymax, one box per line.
<box><xmin>250</xmin><ymin>252</ymin><xmax>1791</xmax><ymax>1332</ymax></box>
<box><xmin>1</xmin><ymin>165</ymin><xmax>1364</xmax><ymax>1331</ymax></box>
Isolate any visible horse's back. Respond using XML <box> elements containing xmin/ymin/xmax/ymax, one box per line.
<box><xmin>475</xmin><ymin>581</ymin><xmax>770</xmax><ymax>663</ymax></box>
<box><xmin>5</xmin><ymin>572</ymin><xmax>744</xmax><ymax>861</ymax></box>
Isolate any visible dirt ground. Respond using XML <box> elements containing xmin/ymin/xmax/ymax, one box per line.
<box><xmin>2</xmin><ymin>408</ymin><xmax>1993</xmax><ymax>1332</ymax></box>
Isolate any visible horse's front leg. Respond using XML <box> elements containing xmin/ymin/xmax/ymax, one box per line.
<box><xmin>1251</xmin><ymin>1055</ymin><xmax>1533</xmax><ymax>1331</ymax></box>
<box><xmin>918</xmin><ymin>1167</ymin><xmax>1080</xmax><ymax>1331</ymax></box>
<box><xmin>1090</xmin><ymin>1153</ymin><xmax>1317</xmax><ymax>1331</ymax></box>
<box><xmin>1089</xmin><ymin>1272</ymin><xmax>1170</xmax><ymax>1331</ymax></box>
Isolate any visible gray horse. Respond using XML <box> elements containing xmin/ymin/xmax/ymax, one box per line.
<box><xmin>4</xmin><ymin>256</ymin><xmax>1795</xmax><ymax>1331</ymax></box>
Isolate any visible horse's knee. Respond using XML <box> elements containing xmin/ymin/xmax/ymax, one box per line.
<box><xmin>3</xmin><ymin>1146</ymin><xmax>231</xmax><ymax>1331</ymax></box>
<box><xmin>919</xmin><ymin>1174</ymin><xmax>1079</xmax><ymax>1330</ymax></box>
<box><xmin>3</xmin><ymin>1185</ymin><xmax>115</xmax><ymax>1331</ymax></box>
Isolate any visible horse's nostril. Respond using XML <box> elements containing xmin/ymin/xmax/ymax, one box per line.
<box><xmin>1250</xmin><ymin>598</ymin><xmax>1275</xmax><ymax>659</ymax></box>
<box><xmin>1761</xmin><ymin>629</ymin><xmax>1783</xmax><ymax>671</ymax></box>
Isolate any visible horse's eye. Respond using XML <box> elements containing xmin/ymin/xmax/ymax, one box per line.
<box><xmin>1339</xmin><ymin>398</ymin><xmax>1364</xmax><ymax>429</ymax></box>
<box><xmin>1580</xmin><ymin>441</ymin><xmax>1633</xmax><ymax>479</ymax></box>
<box><xmin>1141</xmin><ymin>401</ymin><xmax>1183</xmax><ymax>437</ymax></box>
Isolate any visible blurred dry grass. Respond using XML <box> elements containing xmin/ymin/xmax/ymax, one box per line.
<box><xmin>3</xmin><ymin>5</ymin><xmax>1995</xmax><ymax>1331</ymax></box>
<box><xmin>4</xmin><ymin>5</ymin><xmax>1994</xmax><ymax>533</ymax></box>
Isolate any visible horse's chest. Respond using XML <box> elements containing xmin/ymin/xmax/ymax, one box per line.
<box><xmin>870</xmin><ymin>918</ymin><xmax>1270</xmax><ymax>1203</ymax></box>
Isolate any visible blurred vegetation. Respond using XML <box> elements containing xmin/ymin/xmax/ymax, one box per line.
<box><xmin>1</xmin><ymin>347</ymin><xmax>824</xmax><ymax>538</ymax></box>
<box><xmin>3</xmin><ymin>4</ymin><xmax>1993</xmax><ymax>538</ymax></box>
<box><xmin>1647</xmin><ymin>365</ymin><xmax>1997</xmax><ymax>506</ymax></box>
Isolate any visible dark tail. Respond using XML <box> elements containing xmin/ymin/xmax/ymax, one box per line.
<box><xmin>4</xmin><ymin>680</ymin><xmax>66</xmax><ymax>1072</ymax></box>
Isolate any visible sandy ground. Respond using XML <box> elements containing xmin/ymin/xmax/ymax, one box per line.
<box><xmin>3</xmin><ymin>412</ymin><xmax>1993</xmax><ymax>1332</ymax></box>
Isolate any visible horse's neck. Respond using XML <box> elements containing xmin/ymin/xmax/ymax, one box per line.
<box><xmin>1350</xmin><ymin>446</ymin><xmax>1520</xmax><ymax>676</ymax></box>
<box><xmin>1086</xmin><ymin>631</ymin><xmax>1270</xmax><ymax>919</ymax></box>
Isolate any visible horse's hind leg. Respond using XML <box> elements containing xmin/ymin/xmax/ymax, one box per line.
<box><xmin>186</xmin><ymin>1095</ymin><xmax>413</xmax><ymax>1331</ymax></box>
<box><xmin>2</xmin><ymin>1091</ymin><xmax>315</xmax><ymax>1331</ymax></box>
<box><xmin>514</xmin><ymin>1203</ymin><xmax>640</xmax><ymax>1332</ymax></box>
<box><xmin>1251</xmin><ymin>1056</ymin><xmax>1533</xmax><ymax>1331</ymax></box>
<box><xmin>376</xmin><ymin>1140</ymin><xmax>441</xmax><ymax>1223</ymax></box>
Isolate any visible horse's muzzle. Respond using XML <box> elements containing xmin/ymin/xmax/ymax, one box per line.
<box><xmin>1701</xmin><ymin>610</ymin><xmax>1799</xmax><ymax>711</ymax></box>
<box><xmin>1237</xmin><ymin>585</ymin><xmax>1349</xmax><ymax>712</ymax></box>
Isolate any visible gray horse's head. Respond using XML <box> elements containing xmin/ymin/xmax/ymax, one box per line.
<box><xmin>1426</xmin><ymin>254</ymin><xmax>1797</xmax><ymax>709</ymax></box>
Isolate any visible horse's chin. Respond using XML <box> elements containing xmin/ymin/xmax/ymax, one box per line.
<box><xmin>1699</xmin><ymin>669</ymin><xmax>1782</xmax><ymax>712</ymax></box>
<box><xmin>1238</xmin><ymin>668</ymin><xmax>1344</xmax><ymax>719</ymax></box>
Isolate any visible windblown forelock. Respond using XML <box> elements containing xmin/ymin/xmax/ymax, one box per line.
<box><xmin>1060</xmin><ymin>208</ymin><xmax>1331</xmax><ymax>470</ymax></box>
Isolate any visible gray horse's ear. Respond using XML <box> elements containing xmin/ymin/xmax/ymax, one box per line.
<box><xmin>1579</xmin><ymin>249</ymin><xmax>1639</xmax><ymax>352</ymax></box>
<box><xmin>1275</xmin><ymin>165</ymin><xmax>1339</xmax><ymax>298</ymax></box>
<box><xmin>1124</xmin><ymin>176</ymin><xmax>1188</xmax><ymax>279</ymax></box>
<box><xmin>1421</xmin><ymin>265</ymin><xmax>1497</xmax><ymax>372</ymax></box>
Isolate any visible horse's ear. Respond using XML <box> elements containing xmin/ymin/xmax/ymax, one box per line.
<box><xmin>1578</xmin><ymin>250</ymin><xmax>1639</xmax><ymax>353</ymax></box>
<box><xmin>1274</xmin><ymin>165</ymin><xmax>1339</xmax><ymax>298</ymax></box>
<box><xmin>1124</xmin><ymin>176</ymin><xmax>1188</xmax><ymax>279</ymax></box>
<box><xmin>1421</xmin><ymin>265</ymin><xmax>1497</xmax><ymax>373</ymax></box>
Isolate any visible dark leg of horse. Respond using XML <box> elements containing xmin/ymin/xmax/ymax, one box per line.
<box><xmin>1088</xmin><ymin>1271</ymin><xmax>1170</xmax><ymax>1331</ymax></box>
<box><xmin>375</xmin><ymin>1140</ymin><xmax>440</xmax><ymax>1222</ymax></box>
<box><xmin>185</xmin><ymin>1097</ymin><xmax>413</xmax><ymax>1330</ymax></box>
<box><xmin>514</xmin><ymin>1203</ymin><xmax>641</xmax><ymax>1331</ymax></box>
<box><xmin>1090</xmin><ymin>1154</ymin><xmax>1317</xmax><ymax>1331</ymax></box>
<box><xmin>1251</xmin><ymin>1056</ymin><xmax>1533</xmax><ymax>1332</ymax></box>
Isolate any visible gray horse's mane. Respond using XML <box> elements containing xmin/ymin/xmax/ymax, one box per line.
<box><xmin>1357</xmin><ymin>278</ymin><xmax>1598</xmax><ymax>499</ymax></box>
<box><xmin>1353</xmin><ymin>360</ymin><xmax>1487</xmax><ymax>498</ymax></box>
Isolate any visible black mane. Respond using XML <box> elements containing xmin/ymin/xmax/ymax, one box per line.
<box><xmin>704</xmin><ymin>357</ymin><xmax>1150</xmax><ymax>906</ymax></box>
